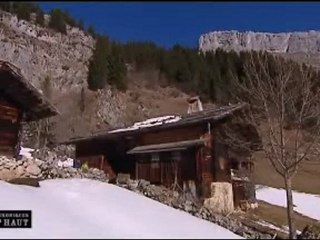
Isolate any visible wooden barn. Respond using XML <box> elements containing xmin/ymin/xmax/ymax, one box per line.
<box><xmin>0</xmin><ymin>60</ymin><xmax>58</xmax><ymax>158</ymax></box>
<box><xmin>66</xmin><ymin>102</ymin><xmax>261</xmax><ymax>210</ymax></box>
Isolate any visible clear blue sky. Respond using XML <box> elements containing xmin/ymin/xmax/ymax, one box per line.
<box><xmin>38</xmin><ymin>2</ymin><xmax>320</xmax><ymax>48</ymax></box>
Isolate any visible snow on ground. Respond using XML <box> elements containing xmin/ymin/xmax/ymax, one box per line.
<box><xmin>0</xmin><ymin>179</ymin><xmax>241</xmax><ymax>239</ymax></box>
<box><xmin>57</xmin><ymin>158</ymin><xmax>74</xmax><ymax>168</ymax></box>
<box><xmin>109</xmin><ymin>115</ymin><xmax>182</xmax><ymax>133</ymax></box>
<box><xmin>256</xmin><ymin>185</ymin><xmax>320</xmax><ymax>221</ymax></box>
<box><xmin>256</xmin><ymin>220</ymin><xmax>288</xmax><ymax>234</ymax></box>
<box><xmin>19</xmin><ymin>147</ymin><xmax>34</xmax><ymax>159</ymax></box>
<box><xmin>256</xmin><ymin>220</ymin><xmax>301</xmax><ymax>236</ymax></box>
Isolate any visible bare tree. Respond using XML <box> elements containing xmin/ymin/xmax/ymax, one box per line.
<box><xmin>228</xmin><ymin>52</ymin><xmax>320</xmax><ymax>239</ymax></box>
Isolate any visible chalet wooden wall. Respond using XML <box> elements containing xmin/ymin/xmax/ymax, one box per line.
<box><xmin>213</xmin><ymin>141</ymin><xmax>231</xmax><ymax>182</ymax></box>
<box><xmin>140</xmin><ymin>125</ymin><xmax>206</xmax><ymax>145</ymax></box>
<box><xmin>75</xmin><ymin>138</ymin><xmax>136</xmax><ymax>176</ymax></box>
<box><xmin>0</xmin><ymin>95</ymin><xmax>22</xmax><ymax>157</ymax></box>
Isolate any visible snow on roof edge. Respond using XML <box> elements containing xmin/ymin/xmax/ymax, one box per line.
<box><xmin>108</xmin><ymin>115</ymin><xmax>182</xmax><ymax>134</ymax></box>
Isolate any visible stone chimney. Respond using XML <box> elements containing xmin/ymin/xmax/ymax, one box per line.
<box><xmin>187</xmin><ymin>96</ymin><xmax>203</xmax><ymax>114</ymax></box>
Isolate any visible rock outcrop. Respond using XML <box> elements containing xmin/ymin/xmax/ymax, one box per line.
<box><xmin>0</xmin><ymin>10</ymin><xmax>131</xmax><ymax>145</ymax></box>
<box><xmin>199</xmin><ymin>30</ymin><xmax>320</xmax><ymax>54</ymax></box>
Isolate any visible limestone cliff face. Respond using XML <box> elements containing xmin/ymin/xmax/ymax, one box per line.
<box><xmin>0</xmin><ymin>11</ymin><xmax>94</xmax><ymax>90</ymax></box>
<box><xmin>0</xmin><ymin>11</ymin><xmax>191</xmax><ymax>146</ymax></box>
<box><xmin>0</xmin><ymin>11</ymin><xmax>129</xmax><ymax>145</ymax></box>
<box><xmin>199</xmin><ymin>30</ymin><xmax>320</xmax><ymax>53</ymax></box>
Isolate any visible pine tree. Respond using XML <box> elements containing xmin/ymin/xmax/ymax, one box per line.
<box><xmin>87</xmin><ymin>35</ymin><xmax>110</xmax><ymax>91</ymax></box>
<box><xmin>87</xmin><ymin>24</ymin><xmax>96</xmax><ymax>38</ymax></box>
<box><xmin>0</xmin><ymin>2</ymin><xmax>10</xmax><ymax>12</ymax></box>
<box><xmin>107</xmin><ymin>45</ymin><xmax>127</xmax><ymax>90</ymax></box>
<box><xmin>35</xmin><ymin>9</ymin><xmax>45</xmax><ymax>26</ymax></box>
<box><xmin>49</xmin><ymin>8</ymin><xmax>67</xmax><ymax>34</ymax></box>
<box><xmin>61</xmin><ymin>10</ymin><xmax>76</xmax><ymax>27</ymax></box>
<box><xmin>16</xmin><ymin>3</ymin><xmax>31</xmax><ymax>21</ymax></box>
<box><xmin>77</xmin><ymin>18</ymin><xmax>84</xmax><ymax>30</ymax></box>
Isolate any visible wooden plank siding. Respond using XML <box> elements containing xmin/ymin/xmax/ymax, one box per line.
<box><xmin>0</xmin><ymin>95</ymin><xmax>22</xmax><ymax>157</ymax></box>
<box><xmin>140</xmin><ymin>125</ymin><xmax>206</xmax><ymax>146</ymax></box>
<box><xmin>136</xmin><ymin>160</ymin><xmax>179</xmax><ymax>186</ymax></box>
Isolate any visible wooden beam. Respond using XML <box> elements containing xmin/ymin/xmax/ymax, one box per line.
<box><xmin>13</xmin><ymin>112</ymin><xmax>22</xmax><ymax>159</ymax></box>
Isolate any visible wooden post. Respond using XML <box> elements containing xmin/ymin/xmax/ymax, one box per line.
<box><xmin>135</xmin><ymin>160</ymin><xmax>139</xmax><ymax>180</ymax></box>
<box><xmin>100</xmin><ymin>155</ymin><xmax>104</xmax><ymax>170</ymax></box>
<box><xmin>13</xmin><ymin>112</ymin><xmax>23</xmax><ymax>159</ymax></box>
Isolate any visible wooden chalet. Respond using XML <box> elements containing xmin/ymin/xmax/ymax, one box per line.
<box><xmin>66</xmin><ymin>102</ymin><xmax>261</xmax><ymax>209</ymax></box>
<box><xmin>0</xmin><ymin>60</ymin><xmax>58</xmax><ymax>158</ymax></box>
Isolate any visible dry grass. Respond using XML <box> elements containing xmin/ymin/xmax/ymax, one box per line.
<box><xmin>252</xmin><ymin>122</ymin><xmax>320</xmax><ymax>195</ymax></box>
<box><xmin>49</xmin><ymin>69</ymin><xmax>195</xmax><ymax>143</ymax></box>
<box><xmin>241</xmin><ymin>122</ymin><xmax>320</xmax><ymax>235</ymax></box>
<box><xmin>232</xmin><ymin>200</ymin><xmax>318</xmax><ymax>239</ymax></box>
<box><xmin>51</xmin><ymin>86</ymin><xmax>102</xmax><ymax>142</ymax></box>
<box><xmin>253</xmin><ymin>151</ymin><xmax>320</xmax><ymax>195</ymax></box>
<box><xmin>249</xmin><ymin>201</ymin><xmax>317</xmax><ymax>232</ymax></box>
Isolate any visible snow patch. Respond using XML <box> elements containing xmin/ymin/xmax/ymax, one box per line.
<box><xmin>19</xmin><ymin>147</ymin><xmax>35</xmax><ymax>159</ymax></box>
<box><xmin>256</xmin><ymin>220</ymin><xmax>301</xmax><ymax>236</ymax></box>
<box><xmin>109</xmin><ymin>115</ymin><xmax>182</xmax><ymax>133</ymax></box>
<box><xmin>257</xmin><ymin>220</ymin><xmax>288</xmax><ymax>234</ymax></box>
<box><xmin>57</xmin><ymin>158</ymin><xmax>74</xmax><ymax>168</ymax></box>
<box><xmin>256</xmin><ymin>185</ymin><xmax>320</xmax><ymax>221</ymax></box>
<box><xmin>0</xmin><ymin>179</ymin><xmax>241</xmax><ymax>239</ymax></box>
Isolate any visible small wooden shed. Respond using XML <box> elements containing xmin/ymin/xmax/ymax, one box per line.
<box><xmin>0</xmin><ymin>61</ymin><xmax>58</xmax><ymax>158</ymax></box>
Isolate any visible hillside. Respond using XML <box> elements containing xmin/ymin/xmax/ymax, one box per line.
<box><xmin>0</xmin><ymin>10</ymin><xmax>195</xmax><ymax>146</ymax></box>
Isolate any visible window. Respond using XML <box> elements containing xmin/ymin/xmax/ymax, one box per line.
<box><xmin>151</xmin><ymin>153</ymin><xmax>160</xmax><ymax>171</ymax></box>
<box><xmin>151</xmin><ymin>153</ymin><xmax>160</xmax><ymax>162</ymax></box>
<box><xmin>172</xmin><ymin>151</ymin><xmax>181</xmax><ymax>161</ymax></box>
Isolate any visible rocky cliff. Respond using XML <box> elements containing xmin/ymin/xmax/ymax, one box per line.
<box><xmin>199</xmin><ymin>30</ymin><xmax>320</xmax><ymax>54</ymax></box>
<box><xmin>0</xmin><ymin>11</ymin><xmax>94</xmax><ymax>90</ymax></box>
<box><xmin>0</xmin><ymin>11</ymin><xmax>191</xmax><ymax>146</ymax></box>
<box><xmin>0</xmin><ymin>10</ymin><xmax>133</xmax><ymax>145</ymax></box>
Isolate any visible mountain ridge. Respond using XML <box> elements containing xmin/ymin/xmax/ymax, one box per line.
<box><xmin>199</xmin><ymin>30</ymin><xmax>320</xmax><ymax>54</ymax></box>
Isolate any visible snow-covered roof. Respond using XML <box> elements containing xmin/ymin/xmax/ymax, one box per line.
<box><xmin>108</xmin><ymin>115</ymin><xmax>182</xmax><ymax>134</ymax></box>
<box><xmin>67</xmin><ymin>103</ymin><xmax>246</xmax><ymax>144</ymax></box>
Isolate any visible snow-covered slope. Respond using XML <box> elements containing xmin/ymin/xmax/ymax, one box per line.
<box><xmin>256</xmin><ymin>185</ymin><xmax>320</xmax><ymax>221</ymax></box>
<box><xmin>0</xmin><ymin>179</ymin><xmax>241</xmax><ymax>239</ymax></box>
